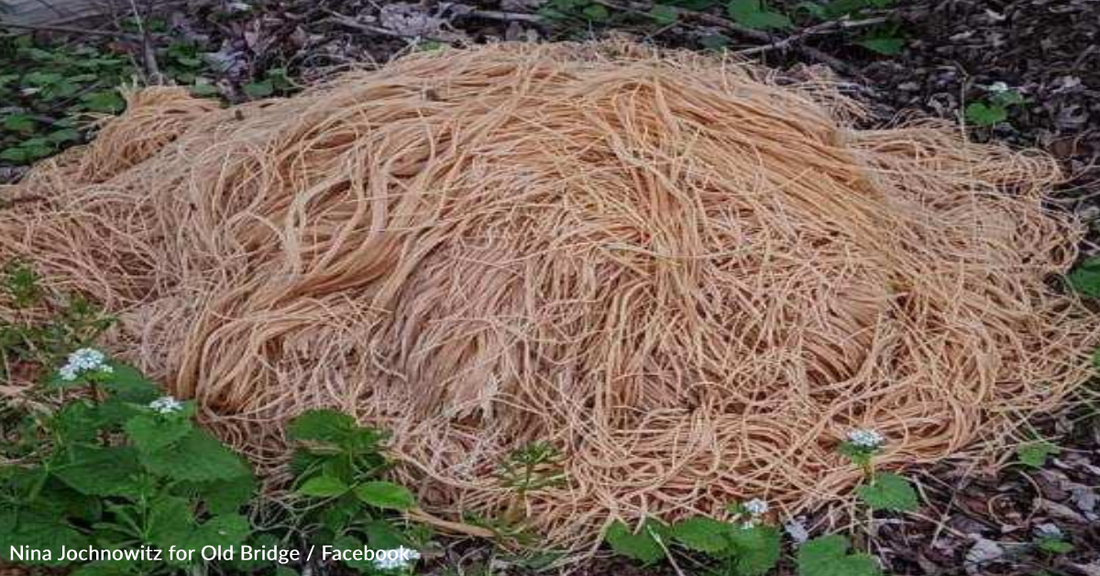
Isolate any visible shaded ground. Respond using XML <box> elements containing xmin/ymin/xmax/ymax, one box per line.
<box><xmin>2</xmin><ymin>1</ymin><xmax>1099</xmax><ymax>574</ymax></box>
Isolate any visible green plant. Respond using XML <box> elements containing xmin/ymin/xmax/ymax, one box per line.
<box><xmin>1066</xmin><ymin>255</ymin><xmax>1100</xmax><ymax>297</ymax></box>
<box><xmin>243</xmin><ymin>68</ymin><xmax>296</xmax><ymax>100</ymax></box>
<box><xmin>0</xmin><ymin>264</ymin><xmax>427</xmax><ymax>574</ymax></box>
<box><xmin>0</xmin><ymin>348</ymin><xmax>255</xmax><ymax>573</ymax></box>
<box><xmin>796</xmin><ymin>0</ymin><xmax>904</xmax><ymax>55</ymax></box>
<box><xmin>1015</xmin><ymin>441</ymin><xmax>1061</xmax><ymax>469</ymax></box>
<box><xmin>796</xmin><ymin>535</ymin><xmax>882</xmax><ymax>576</ymax></box>
<box><xmin>0</xmin><ymin>36</ymin><xmax>133</xmax><ymax>166</ymax></box>
<box><xmin>965</xmin><ymin>83</ymin><xmax>1024</xmax><ymax>127</ymax></box>
<box><xmin>538</xmin><ymin>0</ymin><xmax>612</xmax><ymax>23</ymax></box>
<box><xmin>497</xmin><ymin>441</ymin><xmax>566</xmax><ymax>524</ymax></box>
<box><xmin>604</xmin><ymin>500</ymin><xmax>779</xmax><ymax>575</ymax></box>
<box><xmin>0</xmin><ymin>264</ymin><xmax>115</xmax><ymax>383</ymax></box>
<box><xmin>604</xmin><ymin>518</ymin><xmax>670</xmax><ymax>565</ymax></box>
<box><xmin>1034</xmin><ymin>534</ymin><xmax>1074</xmax><ymax>555</ymax></box>
<box><xmin>728</xmin><ymin>0</ymin><xmax>791</xmax><ymax>30</ymax></box>
<box><xmin>287</xmin><ymin>409</ymin><xmax>428</xmax><ymax>573</ymax></box>
<box><xmin>840</xmin><ymin>429</ymin><xmax>919</xmax><ymax>513</ymax></box>
<box><xmin>798</xmin><ymin>0</ymin><xmax>893</xmax><ymax>20</ymax></box>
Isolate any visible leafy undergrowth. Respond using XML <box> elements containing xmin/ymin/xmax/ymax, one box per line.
<box><xmin>0</xmin><ymin>29</ymin><xmax>295</xmax><ymax>178</ymax></box>
<box><xmin>0</xmin><ymin>266</ymin><xmax>425</xmax><ymax>575</ymax></box>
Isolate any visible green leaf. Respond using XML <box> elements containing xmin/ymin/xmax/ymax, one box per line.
<box><xmin>190</xmin><ymin>83</ymin><xmax>221</xmax><ymax>97</ymax></box>
<box><xmin>1067</xmin><ymin>257</ymin><xmax>1100</xmax><ymax>297</ymax></box>
<box><xmin>663</xmin><ymin>0</ymin><xmax>720</xmax><ymax>8</ymax></box>
<box><xmin>1035</xmin><ymin>536</ymin><xmax>1074</xmax><ymax>554</ymax></box>
<box><xmin>22</xmin><ymin>71</ymin><xmax>63</xmax><ymax>87</ymax></box>
<box><xmin>1016</xmin><ymin>441</ymin><xmax>1061</xmax><ymax>469</ymax></box>
<box><xmin>728</xmin><ymin>524</ymin><xmax>781</xmax><ymax>575</ymax></box>
<box><xmin>139</xmin><ymin>428</ymin><xmax>251</xmax><ymax>482</ymax></box>
<box><xmin>856</xmin><ymin>472</ymin><xmax>919</xmax><ymax>512</ymax></box>
<box><xmin>817</xmin><ymin>0</ymin><xmax>870</xmax><ymax>18</ymax></box>
<box><xmin>354</xmin><ymin>480</ymin><xmax>416</xmax><ymax>510</ymax></box>
<box><xmin>604</xmin><ymin>519</ymin><xmax>667</xmax><ymax>565</ymax></box>
<box><xmin>795</xmin><ymin>1</ymin><xmax>828</xmax><ymax>18</ymax></box>
<box><xmin>47</xmin><ymin>128</ymin><xmax>81</xmax><ymax>143</ymax></box>
<box><xmin>857</xmin><ymin>36</ymin><xmax>905</xmax><ymax>55</ymax></box>
<box><xmin>288</xmin><ymin>409</ymin><xmax>357</xmax><ymax>444</ymax></box>
<box><xmin>649</xmin><ymin>5</ymin><xmax>679</xmax><ymax>25</ymax></box>
<box><xmin>52</xmin><ymin>446</ymin><xmax>144</xmax><ymax>497</ymax></box>
<box><xmin>70</xmin><ymin>561</ymin><xmax>140</xmax><ymax>576</ymax></box>
<box><xmin>184</xmin><ymin>513</ymin><xmax>251</xmax><ymax>550</ymax></box>
<box><xmin>363</xmin><ymin>518</ymin><xmax>410</xmax><ymax>549</ymax></box>
<box><xmin>243</xmin><ymin>81</ymin><xmax>274</xmax><ymax>99</ymax></box>
<box><xmin>51</xmin><ymin>401</ymin><xmax>102</xmax><ymax>444</ymax></box>
<box><xmin>797</xmin><ymin>535</ymin><xmax>882</xmax><ymax>576</ymax></box>
<box><xmin>99</xmin><ymin>361</ymin><xmax>160</xmax><ymax>398</ymax></box>
<box><xmin>0</xmin><ymin>508</ymin><xmax>89</xmax><ymax>565</ymax></box>
<box><xmin>81</xmin><ymin>91</ymin><xmax>125</xmax><ymax>113</ymax></box>
<box><xmin>700</xmin><ymin>34</ymin><xmax>731</xmax><ymax>51</ymax></box>
<box><xmin>582</xmin><ymin>3</ymin><xmax>610</xmax><ymax>20</ymax></box>
<box><xmin>146</xmin><ymin>496</ymin><xmax>195</xmax><ymax>548</ymax></box>
<box><xmin>670</xmin><ymin>516</ymin><xmax>730</xmax><ymax>553</ymax></box>
<box><xmin>965</xmin><ymin>102</ymin><xmax>1007</xmax><ymax>127</ymax></box>
<box><xmin>175</xmin><ymin>474</ymin><xmax>256</xmax><ymax>514</ymax></box>
<box><xmin>3</xmin><ymin>113</ymin><xmax>36</xmax><ymax>132</ymax></box>
<box><xmin>727</xmin><ymin>0</ymin><xmax>791</xmax><ymax>30</ymax></box>
<box><xmin>332</xmin><ymin>535</ymin><xmax>373</xmax><ymax>570</ymax></box>
<box><xmin>0</xmin><ymin>147</ymin><xmax>31</xmax><ymax>164</ymax></box>
<box><xmin>298</xmin><ymin>475</ymin><xmax>350</xmax><ymax>497</ymax></box>
<box><xmin>124</xmin><ymin>413</ymin><xmax>192</xmax><ymax>453</ymax></box>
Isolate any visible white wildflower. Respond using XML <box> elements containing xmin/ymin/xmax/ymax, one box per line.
<box><xmin>149</xmin><ymin>396</ymin><xmax>184</xmax><ymax>415</ymax></box>
<box><xmin>57</xmin><ymin>347</ymin><xmax>108</xmax><ymax>381</ymax></box>
<box><xmin>743</xmin><ymin>498</ymin><xmax>769</xmax><ymax>517</ymax></box>
<box><xmin>67</xmin><ymin>348</ymin><xmax>106</xmax><ymax>371</ymax></box>
<box><xmin>372</xmin><ymin>547</ymin><xmax>420</xmax><ymax>571</ymax></box>
<box><xmin>847</xmin><ymin>428</ymin><xmax>885</xmax><ymax>449</ymax></box>
<box><xmin>988</xmin><ymin>81</ymin><xmax>1010</xmax><ymax>93</ymax></box>
<box><xmin>58</xmin><ymin>365</ymin><xmax>79</xmax><ymax>382</ymax></box>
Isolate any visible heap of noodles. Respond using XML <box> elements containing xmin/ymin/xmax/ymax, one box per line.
<box><xmin>1</xmin><ymin>41</ymin><xmax>1097</xmax><ymax>550</ymax></box>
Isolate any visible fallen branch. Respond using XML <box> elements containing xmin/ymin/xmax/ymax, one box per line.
<box><xmin>326</xmin><ymin>11</ymin><xmax>459</xmax><ymax>44</ymax></box>
<box><xmin>734</xmin><ymin>16</ymin><xmax>887</xmax><ymax>57</ymax></box>
<box><xmin>589</xmin><ymin>0</ymin><xmax>859</xmax><ymax>75</ymax></box>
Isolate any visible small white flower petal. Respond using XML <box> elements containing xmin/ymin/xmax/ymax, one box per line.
<box><xmin>743</xmin><ymin>498</ymin><xmax>769</xmax><ymax>516</ymax></box>
<box><xmin>847</xmin><ymin>428</ymin><xmax>885</xmax><ymax>448</ymax></box>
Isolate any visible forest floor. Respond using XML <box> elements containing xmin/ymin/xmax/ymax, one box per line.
<box><xmin>2</xmin><ymin>1</ymin><xmax>1099</xmax><ymax>575</ymax></box>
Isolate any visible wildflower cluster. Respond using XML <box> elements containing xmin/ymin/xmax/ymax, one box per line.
<box><xmin>58</xmin><ymin>347</ymin><xmax>113</xmax><ymax>382</ymax></box>
<box><xmin>840</xmin><ymin>428</ymin><xmax>921</xmax><ymax>514</ymax></box>
<box><xmin>847</xmin><ymin>428</ymin><xmax>885</xmax><ymax>449</ymax></box>
<box><xmin>729</xmin><ymin>497</ymin><xmax>771</xmax><ymax>528</ymax></box>
<box><xmin>743</xmin><ymin>498</ymin><xmax>769</xmax><ymax>517</ymax></box>
<box><xmin>149</xmin><ymin>395</ymin><xmax>184</xmax><ymax>415</ymax></box>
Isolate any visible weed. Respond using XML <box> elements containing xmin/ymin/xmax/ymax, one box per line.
<box><xmin>965</xmin><ymin>83</ymin><xmax>1025</xmax><ymax>127</ymax></box>
<box><xmin>840</xmin><ymin>428</ymin><xmax>920</xmax><ymax>513</ymax></box>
